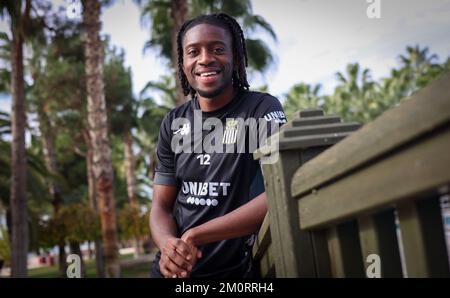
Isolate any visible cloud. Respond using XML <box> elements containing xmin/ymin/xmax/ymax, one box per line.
<box><xmin>252</xmin><ymin>0</ymin><xmax>450</xmax><ymax>97</ymax></box>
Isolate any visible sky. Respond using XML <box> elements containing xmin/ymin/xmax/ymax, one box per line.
<box><xmin>1</xmin><ymin>0</ymin><xmax>450</xmax><ymax>113</ymax></box>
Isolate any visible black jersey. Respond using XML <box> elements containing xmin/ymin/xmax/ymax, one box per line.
<box><xmin>151</xmin><ymin>90</ymin><xmax>286</xmax><ymax>278</ymax></box>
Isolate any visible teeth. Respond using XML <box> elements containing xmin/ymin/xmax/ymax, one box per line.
<box><xmin>200</xmin><ymin>72</ymin><xmax>218</xmax><ymax>77</ymax></box>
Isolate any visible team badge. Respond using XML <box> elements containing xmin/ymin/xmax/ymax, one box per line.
<box><xmin>222</xmin><ymin>119</ymin><xmax>239</xmax><ymax>144</ymax></box>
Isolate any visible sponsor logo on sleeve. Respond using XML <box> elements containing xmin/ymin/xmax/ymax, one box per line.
<box><xmin>263</xmin><ymin>111</ymin><xmax>287</xmax><ymax>124</ymax></box>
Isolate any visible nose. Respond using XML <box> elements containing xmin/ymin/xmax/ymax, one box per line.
<box><xmin>198</xmin><ymin>49</ymin><xmax>213</xmax><ymax>65</ymax></box>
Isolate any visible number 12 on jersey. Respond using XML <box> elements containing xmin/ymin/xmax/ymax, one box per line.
<box><xmin>197</xmin><ymin>154</ymin><xmax>211</xmax><ymax>165</ymax></box>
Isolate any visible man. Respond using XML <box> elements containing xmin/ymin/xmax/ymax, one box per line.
<box><xmin>150</xmin><ymin>13</ymin><xmax>287</xmax><ymax>278</ymax></box>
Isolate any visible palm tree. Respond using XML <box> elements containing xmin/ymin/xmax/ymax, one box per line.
<box><xmin>398</xmin><ymin>45</ymin><xmax>441</xmax><ymax>94</ymax></box>
<box><xmin>282</xmin><ymin>83</ymin><xmax>322</xmax><ymax>120</ymax></box>
<box><xmin>331</xmin><ymin>63</ymin><xmax>379</xmax><ymax>123</ymax></box>
<box><xmin>81</xmin><ymin>0</ymin><xmax>120</xmax><ymax>277</ymax></box>
<box><xmin>0</xmin><ymin>0</ymin><xmax>31</xmax><ymax>277</ymax></box>
<box><xmin>137</xmin><ymin>0</ymin><xmax>187</xmax><ymax>105</ymax></box>
<box><xmin>26</xmin><ymin>31</ymin><xmax>72</xmax><ymax>276</ymax></box>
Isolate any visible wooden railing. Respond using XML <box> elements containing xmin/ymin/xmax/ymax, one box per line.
<box><xmin>253</xmin><ymin>72</ymin><xmax>450</xmax><ymax>278</ymax></box>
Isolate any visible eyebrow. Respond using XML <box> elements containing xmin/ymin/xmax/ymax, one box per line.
<box><xmin>184</xmin><ymin>40</ymin><xmax>227</xmax><ymax>49</ymax></box>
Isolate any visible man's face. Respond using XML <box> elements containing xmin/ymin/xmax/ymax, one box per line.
<box><xmin>182</xmin><ymin>23</ymin><xmax>234</xmax><ymax>99</ymax></box>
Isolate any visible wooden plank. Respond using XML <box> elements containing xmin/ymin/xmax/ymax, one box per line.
<box><xmin>292</xmin><ymin>115</ymin><xmax>341</xmax><ymax>127</ymax></box>
<box><xmin>310</xmin><ymin>229</ymin><xmax>332</xmax><ymax>277</ymax></box>
<box><xmin>259</xmin><ymin>242</ymin><xmax>275</xmax><ymax>278</ymax></box>
<box><xmin>358</xmin><ymin>215</ymin><xmax>380</xmax><ymax>276</ymax></box>
<box><xmin>336</xmin><ymin>220</ymin><xmax>365</xmax><ymax>277</ymax></box>
<box><xmin>261</xmin><ymin>162</ymin><xmax>286</xmax><ymax>276</ymax></box>
<box><xmin>358</xmin><ymin>210</ymin><xmax>403</xmax><ymax>278</ymax></box>
<box><xmin>296</xmin><ymin>108</ymin><xmax>324</xmax><ymax>118</ymax></box>
<box><xmin>397</xmin><ymin>197</ymin><xmax>450</xmax><ymax>277</ymax></box>
<box><xmin>327</xmin><ymin>227</ymin><xmax>345</xmax><ymax>277</ymax></box>
<box><xmin>298</xmin><ymin>127</ymin><xmax>450</xmax><ymax>230</ymax></box>
<box><xmin>273</xmin><ymin>151</ymin><xmax>316</xmax><ymax>277</ymax></box>
<box><xmin>396</xmin><ymin>201</ymin><xmax>429</xmax><ymax>277</ymax></box>
<box><xmin>279</xmin><ymin>131</ymin><xmax>352</xmax><ymax>151</ymax></box>
<box><xmin>372</xmin><ymin>210</ymin><xmax>403</xmax><ymax>277</ymax></box>
<box><xmin>291</xmin><ymin>72</ymin><xmax>450</xmax><ymax>198</ymax></box>
<box><xmin>253</xmin><ymin>215</ymin><xmax>271</xmax><ymax>260</ymax></box>
<box><xmin>415</xmin><ymin>196</ymin><xmax>450</xmax><ymax>277</ymax></box>
<box><xmin>283</xmin><ymin>122</ymin><xmax>360</xmax><ymax>138</ymax></box>
<box><xmin>327</xmin><ymin>222</ymin><xmax>366</xmax><ymax>278</ymax></box>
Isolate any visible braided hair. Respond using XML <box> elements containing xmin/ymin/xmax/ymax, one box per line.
<box><xmin>176</xmin><ymin>13</ymin><xmax>250</xmax><ymax>98</ymax></box>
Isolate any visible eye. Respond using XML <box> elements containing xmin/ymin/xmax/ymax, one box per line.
<box><xmin>186</xmin><ymin>48</ymin><xmax>198</xmax><ymax>56</ymax></box>
<box><xmin>213</xmin><ymin>47</ymin><xmax>225</xmax><ymax>54</ymax></box>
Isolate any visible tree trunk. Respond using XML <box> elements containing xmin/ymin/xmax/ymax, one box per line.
<box><xmin>37</xmin><ymin>106</ymin><xmax>67</xmax><ymax>277</ymax></box>
<box><xmin>124</xmin><ymin>130</ymin><xmax>137</xmax><ymax>208</ymax></box>
<box><xmin>123</xmin><ymin>130</ymin><xmax>141</xmax><ymax>258</ymax></box>
<box><xmin>170</xmin><ymin>0</ymin><xmax>188</xmax><ymax>106</ymax></box>
<box><xmin>82</xmin><ymin>125</ymin><xmax>106</xmax><ymax>278</ymax></box>
<box><xmin>9</xmin><ymin>16</ymin><xmax>28</xmax><ymax>278</ymax></box>
<box><xmin>82</xmin><ymin>0</ymin><xmax>120</xmax><ymax>278</ymax></box>
<box><xmin>69</xmin><ymin>241</ymin><xmax>86</xmax><ymax>278</ymax></box>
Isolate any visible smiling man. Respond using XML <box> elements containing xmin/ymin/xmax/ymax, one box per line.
<box><xmin>149</xmin><ymin>13</ymin><xmax>287</xmax><ymax>278</ymax></box>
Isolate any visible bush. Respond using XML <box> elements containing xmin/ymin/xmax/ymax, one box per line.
<box><xmin>0</xmin><ymin>225</ymin><xmax>11</xmax><ymax>266</ymax></box>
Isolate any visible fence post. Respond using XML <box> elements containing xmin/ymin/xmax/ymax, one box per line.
<box><xmin>254</xmin><ymin>108</ymin><xmax>360</xmax><ymax>277</ymax></box>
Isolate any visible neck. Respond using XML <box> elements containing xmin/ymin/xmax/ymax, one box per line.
<box><xmin>197</xmin><ymin>86</ymin><xmax>237</xmax><ymax>112</ymax></box>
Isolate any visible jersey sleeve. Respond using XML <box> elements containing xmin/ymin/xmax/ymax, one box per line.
<box><xmin>253</xmin><ymin>94</ymin><xmax>287</xmax><ymax>148</ymax></box>
<box><xmin>154</xmin><ymin>113</ymin><xmax>178</xmax><ymax>186</ymax></box>
<box><xmin>250</xmin><ymin>94</ymin><xmax>287</xmax><ymax>199</ymax></box>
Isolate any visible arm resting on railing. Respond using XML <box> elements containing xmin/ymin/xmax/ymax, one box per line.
<box><xmin>181</xmin><ymin>192</ymin><xmax>268</xmax><ymax>246</ymax></box>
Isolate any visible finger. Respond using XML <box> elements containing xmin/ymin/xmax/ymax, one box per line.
<box><xmin>171</xmin><ymin>238</ymin><xmax>196</xmax><ymax>260</ymax></box>
<box><xmin>166</xmin><ymin>258</ymin><xmax>187</xmax><ymax>278</ymax></box>
<box><xmin>160</xmin><ymin>254</ymin><xmax>185</xmax><ymax>278</ymax></box>
<box><xmin>159</xmin><ymin>259</ymin><xmax>174</xmax><ymax>278</ymax></box>
<box><xmin>163</xmin><ymin>246</ymin><xmax>193</xmax><ymax>271</ymax></box>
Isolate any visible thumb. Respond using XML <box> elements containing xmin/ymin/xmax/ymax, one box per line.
<box><xmin>197</xmin><ymin>250</ymin><xmax>202</xmax><ymax>259</ymax></box>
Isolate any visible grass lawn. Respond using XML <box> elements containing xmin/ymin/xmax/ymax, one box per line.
<box><xmin>27</xmin><ymin>253</ymin><xmax>152</xmax><ymax>278</ymax></box>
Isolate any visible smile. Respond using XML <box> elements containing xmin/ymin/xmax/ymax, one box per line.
<box><xmin>195</xmin><ymin>70</ymin><xmax>221</xmax><ymax>83</ymax></box>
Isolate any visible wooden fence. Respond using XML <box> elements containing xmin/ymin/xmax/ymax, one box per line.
<box><xmin>253</xmin><ymin>72</ymin><xmax>450</xmax><ymax>278</ymax></box>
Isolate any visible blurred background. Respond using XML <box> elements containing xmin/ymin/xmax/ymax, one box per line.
<box><xmin>0</xmin><ymin>0</ymin><xmax>449</xmax><ymax>277</ymax></box>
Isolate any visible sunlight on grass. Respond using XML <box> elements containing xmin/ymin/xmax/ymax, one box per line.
<box><xmin>27</xmin><ymin>253</ymin><xmax>152</xmax><ymax>278</ymax></box>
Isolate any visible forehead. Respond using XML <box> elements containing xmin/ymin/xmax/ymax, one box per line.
<box><xmin>182</xmin><ymin>23</ymin><xmax>232</xmax><ymax>47</ymax></box>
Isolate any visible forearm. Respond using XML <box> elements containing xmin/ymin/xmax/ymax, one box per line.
<box><xmin>184</xmin><ymin>193</ymin><xmax>267</xmax><ymax>246</ymax></box>
<box><xmin>150</xmin><ymin>206</ymin><xmax>179</xmax><ymax>250</ymax></box>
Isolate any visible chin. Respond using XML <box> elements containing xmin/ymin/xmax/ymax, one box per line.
<box><xmin>197</xmin><ymin>87</ymin><xmax>224</xmax><ymax>99</ymax></box>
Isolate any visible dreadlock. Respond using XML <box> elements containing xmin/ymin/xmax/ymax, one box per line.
<box><xmin>176</xmin><ymin>13</ymin><xmax>250</xmax><ymax>98</ymax></box>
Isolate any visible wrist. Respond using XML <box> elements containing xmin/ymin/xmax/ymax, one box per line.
<box><xmin>182</xmin><ymin>228</ymin><xmax>199</xmax><ymax>246</ymax></box>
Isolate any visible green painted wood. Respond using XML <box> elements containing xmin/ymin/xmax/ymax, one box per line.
<box><xmin>372</xmin><ymin>209</ymin><xmax>403</xmax><ymax>277</ymax></box>
<box><xmin>336</xmin><ymin>220</ymin><xmax>365</xmax><ymax>277</ymax></box>
<box><xmin>253</xmin><ymin>215</ymin><xmax>271</xmax><ymax>260</ymax></box>
<box><xmin>297</xmin><ymin>127</ymin><xmax>450</xmax><ymax>229</ymax></box>
<box><xmin>261</xmin><ymin>161</ymin><xmax>286</xmax><ymax>276</ymax></box>
<box><xmin>296</xmin><ymin>108</ymin><xmax>324</xmax><ymax>118</ymax></box>
<box><xmin>358</xmin><ymin>210</ymin><xmax>403</xmax><ymax>278</ymax></box>
<box><xmin>291</xmin><ymin>72</ymin><xmax>450</xmax><ymax>198</ymax></box>
<box><xmin>283</xmin><ymin>122</ymin><xmax>360</xmax><ymax>138</ymax></box>
<box><xmin>397</xmin><ymin>197</ymin><xmax>450</xmax><ymax>277</ymax></box>
<box><xmin>310</xmin><ymin>229</ymin><xmax>332</xmax><ymax>277</ymax></box>
<box><xmin>260</xmin><ymin>242</ymin><xmax>275</xmax><ymax>278</ymax></box>
<box><xmin>327</xmin><ymin>227</ymin><xmax>345</xmax><ymax>277</ymax></box>
<box><xmin>273</xmin><ymin>151</ymin><xmax>316</xmax><ymax>277</ymax></box>
<box><xmin>279</xmin><ymin>132</ymin><xmax>353</xmax><ymax>151</ymax></box>
<box><xmin>292</xmin><ymin>115</ymin><xmax>341</xmax><ymax>127</ymax></box>
<box><xmin>415</xmin><ymin>196</ymin><xmax>450</xmax><ymax>277</ymax></box>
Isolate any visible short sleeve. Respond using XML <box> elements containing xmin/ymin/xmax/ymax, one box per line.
<box><xmin>154</xmin><ymin>113</ymin><xmax>178</xmax><ymax>186</ymax></box>
<box><xmin>253</xmin><ymin>94</ymin><xmax>287</xmax><ymax>147</ymax></box>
